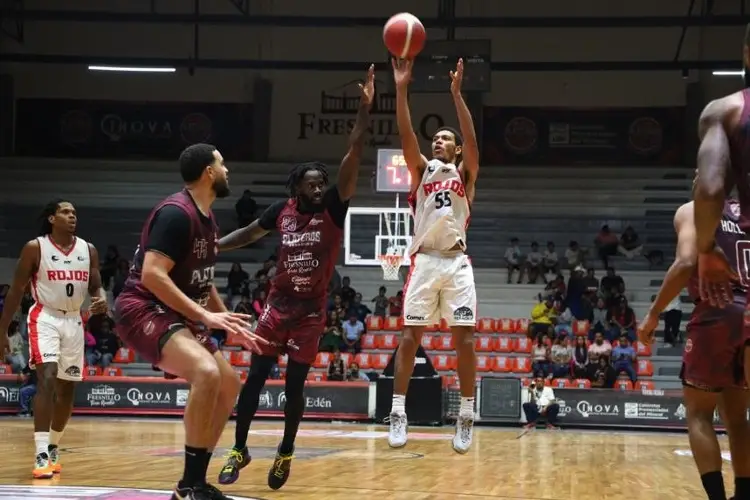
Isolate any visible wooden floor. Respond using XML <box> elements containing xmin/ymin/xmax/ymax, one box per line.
<box><xmin>0</xmin><ymin>417</ymin><xmax>733</xmax><ymax>499</ymax></box>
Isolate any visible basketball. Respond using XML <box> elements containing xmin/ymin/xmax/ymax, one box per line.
<box><xmin>383</xmin><ymin>12</ymin><xmax>426</xmax><ymax>59</ymax></box>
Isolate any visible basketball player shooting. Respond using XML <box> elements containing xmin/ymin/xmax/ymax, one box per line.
<box><xmin>214</xmin><ymin>65</ymin><xmax>374</xmax><ymax>490</ymax></box>
<box><xmin>638</xmin><ymin>199</ymin><xmax>750</xmax><ymax>500</ymax></box>
<box><xmin>387</xmin><ymin>58</ymin><xmax>479</xmax><ymax>453</ymax></box>
<box><xmin>0</xmin><ymin>199</ymin><xmax>107</xmax><ymax>479</ymax></box>
<box><xmin>113</xmin><ymin>143</ymin><xmax>265</xmax><ymax>500</ymax></box>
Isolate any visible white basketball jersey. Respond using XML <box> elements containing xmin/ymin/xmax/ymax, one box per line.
<box><xmin>408</xmin><ymin>159</ymin><xmax>471</xmax><ymax>255</ymax></box>
<box><xmin>32</xmin><ymin>236</ymin><xmax>91</xmax><ymax>312</ymax></box>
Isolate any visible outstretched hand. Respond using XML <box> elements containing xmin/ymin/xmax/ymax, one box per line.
<box><xmin>358</xmin><ymin>64</ymin><xmax>375</xmax><ymax>110</ymax></box>
<box><xmin>450</xmin><ymin>58</ymin><xmax>464</xmax><ymax>95</ymax></box>
<box><xmin>391</xmin><ymin>58</ymin><xmax>413</xmax><ymax>89</ymax></box>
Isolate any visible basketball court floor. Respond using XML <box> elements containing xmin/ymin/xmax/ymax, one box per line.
<box><xmin>0</xmin><ymin>417</ymin><xmax>727</xmax><ymax>499</ymax></box>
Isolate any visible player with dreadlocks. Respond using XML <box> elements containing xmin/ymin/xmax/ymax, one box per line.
<box><xmin>215</xmin><ymin>65</ymin><xmax>375</xmax><ymax>491</ymax></box>
<box><xmin>0</xmin><ymin>199</ymin><xmax>107</xmax><ymax>479</ymax></box>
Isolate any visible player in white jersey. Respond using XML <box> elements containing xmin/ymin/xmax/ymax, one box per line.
<box><xmin>388</xmin><ymin>58</ymin><xmax>479</xmax><ymax>453</ymax></box>
<box><xmin>0</xmin><ymin>200</ymin><xmax>107</xmax><ymax>479</ymax></box>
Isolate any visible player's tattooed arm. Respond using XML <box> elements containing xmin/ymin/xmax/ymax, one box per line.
<box><xmin>450</xmin><ymin>59</ymin><xmax>479</xmax><ymax>190</ymax></box>
<box><xmin>0</xmin><ymin>240</ymin><xmax>39</xmax><ymax>346</ymax></box>
<box><xmin>694</xmin><ymin>97</ymin><xmax>736</xmax><ymax>253</ymax></box>
<box><xmin>219</xmin><ymin>200</ymin><xmax>283</xmax><ymax>251</ymax></box>
<box><xmin>392</xmin><ymin>58</ymin><xmax>427</xmax><ymax>192</ymax></box>
<box><xmin>87</xmin><ymin>243</ymin><xmax>108</xmax><ymax>315</ymax></box>
<box><xmin>338</xmin><ymin>64</ymin><xmax>375</xmax><ymax>201</ymax></box>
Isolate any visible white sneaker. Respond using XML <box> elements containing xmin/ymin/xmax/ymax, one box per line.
<box><xmin>387</xmin><ymin>412</ymin><xmax>408</xmax><ymax>448</ymax></box>
<box><xmin>452</xmin><ymin>415</ymin><xmax>474</xmax><ymax>454</ymax></box>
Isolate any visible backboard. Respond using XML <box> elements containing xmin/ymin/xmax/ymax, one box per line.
<box><xmin>344</xmin><ymin>206</ymin><xmax>412</xmax><ymax>267</ymax></box>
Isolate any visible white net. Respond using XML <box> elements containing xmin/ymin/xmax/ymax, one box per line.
<box><xmin>378</xmin><ymin>254</ymin><xmax>404</xmax><ymax>281</ymax></box>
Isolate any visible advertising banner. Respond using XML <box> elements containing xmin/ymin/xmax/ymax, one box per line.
<box><xmin>482</xmin><ymin>106</ymin><xmax>685</xmax><ymax>165</ymax></box>
<box><xmin>0</xmin><ymin>376</ymin><xmax>369</xmax><ymax>419</ymax></box>
<box><xmin>14</xmin><ymin>99</ymin><xmax>254</xmax><ymax>160</ymax></box>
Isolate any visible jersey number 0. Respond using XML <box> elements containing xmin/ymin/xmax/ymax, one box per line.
<box><xmin>735</xmin><ymin>240</ymin><xmax>750</xmax><ymax>286</ymax></box>
<box><xmin>65</xmin><ymin>283</ymin><xmax>74</xmax><ymax>297</ymax></box>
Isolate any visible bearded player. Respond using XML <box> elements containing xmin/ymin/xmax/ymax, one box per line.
<box><xmin>0</xmin><ymin>199</ymin><xmax>107</xmax><ymax>479</ymax></box>
<box><xmin>386</xmin><ymin>58</ymin><xmax>479</xmax><ymax>453</ymax></box>
<box><xmin>114</xmin><ymin>143</ymin><xmax>265</xmax><ymax>500</ymax></box>
<box><xmin>214</xmin><ymin>65</ymin><xmax>374</xmax><ymax>490</ymax></box>
<box><xmin>638</xmin><ymin>199</ymin><xmax>750</xmax><ymax>500</ymax></box>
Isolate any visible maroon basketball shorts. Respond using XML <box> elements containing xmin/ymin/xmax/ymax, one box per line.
<box><xmin>253</xmin><ymin>304</ymin><xmax>325</xmax><ymax>365</ymax></box>
<box><xmin>682</xmin><ymin>301</ymin><xmax>746</xmax><ymax>391</ymax></box>
<box><xmin>113</xmin><ymin>292</ymin><xmax>217</xmax><ymax>365</ymax></box>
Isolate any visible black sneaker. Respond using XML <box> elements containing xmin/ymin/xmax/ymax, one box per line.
<box><xmin>171</xmin><ymin>484</ymin><xmax>228</xmax><ymax>500</ymax></box>
<box><xmin>267</xmin><ymin>446</ymin><xmax>294</xmax><ymax>490</ymax></box>
<box><xmin>217</xmin><ymin>447</ymin><xmax>251</xmax><ymax>485</ymax></box>
<box><xmin>203</xmin><ymin>483</ymin><xmax>235</xmax><ymax>500</ymax></box>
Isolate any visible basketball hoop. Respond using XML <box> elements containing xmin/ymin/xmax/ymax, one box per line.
<box><xmin>378</xmin><ymin>254</ymin><xmax>404</xmax><ymax>281</ymax></box>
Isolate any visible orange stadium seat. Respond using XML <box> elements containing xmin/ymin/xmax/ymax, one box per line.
<box><xmin>432</xmin><ymin>354</ymin><xmax>457</xmax><ymax>371</ymax></box>
<box><xmin>224</xmin><ymin>332</ymin><xmax>244</xmax><ymax>347</ymax></box>
<box><xmin>443</xmin><ymin>375</ymin><xmax>459</xmax><ymax>387</ymax></box>
<box><xmin>439</xmin><ymin>319</ymin><xmax>451</xmax><ymax>333</ymax></box>
<box><xmin>371</xmin><ymin>353</ymin><xmax>391</xmax><ymax>370</ymax></box>
<box><xmin>421</xmin><ymin>334</ymin><xmax>436</xmax><ymax>350</ymax></box>
<box><xmin>635</xmin><ymin>380</ymin><xmax>656</xmax><ymax>391</ymax></box>
<box><xmin>496</xmin><ymin>318</ymin><xmax>515</xmax><ymax>334</ymax></box>
<box><xmin>636</xmin><ymin>360</ymin><xmax>654</xmax><ymax>377</ymax></box>
<box><xmin>360</xmin><ymin>334</ymin><xmax>377</xmax><ymax>350</ymax></box>
<box><xmin>635</xmin><ymin>341</ymin><xmax>652</xmax><ymax>357</ymax></box>
<box><xmin>552</xmin><ymin>378</ymin><xmax>571</xmax><ymax>388</ymax></box>
<box><xmin>313</xmin><ymin>352</ymin><xmax>332</xmax><ymax>369</ymax></box>
<box><xmin>113</xmin><ymin>347</ymin><xmax>135</xmax><ymax>364</ymax></box>
<box><xmin>219</xmin><ymin>350</ymin><xmax>233</xmax><ymax>363</ymax></box>
<box><xmin>0</xmin><ymin>364</ymin><xmax>13</xmax><ymax>374</ymax></box>
<box><xmin>514</xmin><ymin>337</ymin><xmax>533</xmax><ymax>354</ymax></box>
<box><xmin>424</xmin><ymin>323</ymin><xmax>439</xmax><ymax>333</ymax></box>
<box><xmin>513</xmin><ymin>357</ymin><xmax>532</xmax><ymax>373</ymax></box>
<box><xmin>475</xmin><ymin>355</ymin><xmax>493</xmax><ymax>372</ymax></box>
<box><xmin>278</xmin><ymin>354</ymin><xmax>288</xmax><ymax>368</ymax></box>
<box><xmin>366</xmin><ymin>315</ymin><xmax>383</xmax><ymax>331</ymax></box>
<box><xmin>230</xmin><ymin>350</ymin><xmax>252</xmax><ymax>367</ymax></box>
<box><xmin>476</xmin><ymin>317</ymin><xmax>495</xmax><ymax>333</ymax></box>
<box><xmin>307</xmin><ymin>372</ymin><xmax>327</xmax><ymax>382</ymax></box>
<box><xmin>383</xmin><ymin>316</ymin><xmax>402</xmax><ymax>331</ymax></box>
<box><xmin>354</xmin><ymin>353</ymin><xmax>372</xmax><ymax>369</ymax></box>
<box><xmin>495</xmin><ymin>336</ymin><xmax>513</xmax><ymax>353</ymax></box>
<box><xmin>572</xmin><ymin>320</ymin><xmax>590</xmax><ymax>337</ymax></box>
<box><xmin>475</xmin><ymin>335</ymin><xmax>495</xmax><ymax>352</ymax></box>
<box><xmin>515</xmin><ymin>319</ymin><xmax>530</xmax><ymax>334</ymax></box>
<box><xmin>615</xmin><ymin>379</ymin><xmax>634</xmax><ymax>391</ymax></box>
<box><xmin>378</xmin><ymin>333</ymin><xmax>399</xmax><ymax>349</ymax></box>
<box><xmin>81</xmin><ymin>311</ymin><xmax>91</xmax><ymax>325</ymax></box>
<box><xmin>340</xmin><ymin>352</ymin><xmax>353</xmax><ymax>365</ymax></box>
<box><xmin>572</xmin><ymin>378</ymin><xmax>592</xmax><ymax>388</ymax></box>
<box><xmin>492</xmin><ymin>356</ymin><xmax>512</xmax><ymax>373</ymax></box>
<box><xmin>103</xmin><ymin>367</ymin><xmax>122</xmax><ymax>377</ymax></box>
<box><xmin>520</xmin><ymin>378</ymin><xmax>532</xmax><ymax>387</ymax></box>
<box><xmin>435</xmin><ymin>334</ymin><xmax>454</xmax><ymax>351</ymax></box>
<box><xmin>84</xmin><ymin>366</ymin><xmax>102</xmax><ymax>377</ymax></box>
<box><xmin>236</xmin><ymin>369</ymin><xmax>248</xmax><ymax>382</ymax></box>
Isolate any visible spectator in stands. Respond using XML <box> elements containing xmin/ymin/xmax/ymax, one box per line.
<box><xmin>550</xmin><ymin>336</ymin><xmax>572</xmax><ymax>378</ymax></box>
<box><xmin>255</xmin><ymin>271</ymin><xmax>271</xmax><ymax>296</ymax></box>
<box><xmin>582</xmin><ymin>268</ymin><xmax>599</xmax><ymax>296</ymax></box>
<box><xmin>319</xmin><ymin>311</ymin><xmax>343</xmax><ymax>352</ymax></box>
<box><xmin>529</xmin><ymin>296</ymin><xmax>554</xmax><ymax>338</ymax></box>
<box><xmin>606</xmin><ymin>298</ymin><xmax>636</xmax><ymax>343</ymax></box>
<box><xmin>587</xmin><ymin>332</ymin><xmax>612</xmax><ymax>376</ymax></box>
<box><xmin>600</xmin><ymin>267</ymin><xmax>625</xmax><ymax>301</ymax></box>
<box><xmin>251</xmin><ymin>289</ymin><xmax>266</xmax><ymax>316</ymax></box>
<box><xmin>617</xmin><ymin>226</ymin><xmax>643</xmax><ymax>260</ymax></box>
<box><xmin>234</xmin><ymin>295</ymin><xmax>252</xmax><ymax>315</ymax></box>
<box><xmin>591</xmin><ymin>356</ymin><xmax>615</xmax><ymax>388</ymax></box>
<box><xmin>348</xmin><ymin>361</ymin><xmax>370</xmax><ymax>381</ymax></box>
<box><xmin>612</xmin><ymin>335</ymin><xmax>637</xmax><ymax>383</ymax></box>
<box><xmin>18</xmin><ymin>287</ymin><xmax>34</xmax><ymax>339</ymax></box>
<box><xmin>226</xmin><ymin>262</ymin><xmax>250</xmax><ymax>306</ymax></box>
<box><xmin>84</xmin><ymin>327</ymin><xmax>97</xmax><ymax>366</ymax></box>
<box><xmin>327</xmin><ymin>350</ymin><xmax>346</xmax><ymax>381</ymax></box>
<box><xmin>662</xmin><ymin>294</ymin><xmax>683</xmax><ymax>347</ymax></box>
<box><xmin>389</xmin><ymin>290</ymin><xmax>403</xmax><ymax>317</ymax></box>
<box><xmin>0</xmin><ymin>284</ymin><xmax>9</xmax><ymax>312</ymax></box>
<box><xmin>525</xmin><ymin>241</ymin><xmax>543</xmax><ymax>284</ymax></box>
<box><xmin>544</xmin><ymin>274</ymin><xmax>566</xmax><ymax>301</ymax></box>
<box><xmin>348</xmin><ymin>293</ymin><xmax>371</xmax><ymax>323</ymax></box>
<box><xmin>341</xmin><ymin>313</ymin><xmax>365</xmax><ymax>354</ymax></box>
<box><xmin>531</xmin><ymin>334</ymin><xmax>551</xmax><ymax>378</ymax></box>
<box><xmin>338</xmin><ymin>276</ymin><xmax>356</xmax><ymax>303</ymax></box>
<box><xmin>594</xmin><ymin>225</ymin><xmax>619</xmax><ymax>268</ymax></box>
<box><xmin>553</xmin><ymin>302</ymin><xmax>574</xmax><ymax>338</ymax></box>
<box><xmin>5</xmin><ymin>321</ymin><xmax>25</xmax><ymax>373</ymax></box>
<box><xmin>99</xmin><ymin>245</ymin><xmax>120</xmax><ymax>290</ymax></box>
<box><xmin>564</xmin><ymin>241</ymin><xmax>585</xmax><ymax>270</ymax></box>
<box><xmin>111</xmin><ymin>259</ymin><xmax>131</xmax><ymax>300</ymax></box>
<box><xmin>590</xmin><ymin>297</ymin><xmax>608</xmax><ymax>340</ymax></box>
<box><xmin>523</xmin><ymin>376</ymin><xmax>560</xmax><ymax>430</ymax></box>
<box><xmin>372</xmin><ymin>286</ymin><xmax>389</xmax><ymax>317</ymax></box>
<box><xmin>542</xmin><ymin>241</ymin><xmax>560</xmax><ymax>280</ymax></box>
<box><xmin>564</xmin><ymin>266</ymin><xmax>587</xmax><ymax>319</ymax></box>
<box><xmin>18</xmin><ymin>363</ymin><xmax>36</xmax><ymax>417</ymax></box>
<box><xmin>504</xmin><ymin>237</ymin><xmax>525</xmax><ymax>284</ymax></box>
<box><xmin>572</xmin><ymin>336</ymin><xmax>589</xmax><ymax>379</ymax></box>
<box><xmin>255</xmin><ymin>258</ymin><xmax>277</xmax><ymax>280</ymax></box>
<box><xmin>91</xmin><ymin>316</ymin><xmax>119</xmax><ymax>368</ymax></box>
<box><xmin>328</xmin><ymin>293</ymin><xmax>346</xmax><ymax>319</ymax></box>
<box><xmin>235</xmin><ymin>189</ymin><xmax>257</xmax><ymax>228</ymax></box>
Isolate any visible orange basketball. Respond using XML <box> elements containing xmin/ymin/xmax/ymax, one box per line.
<box><xmin>383</xmin><ymin>12</ymin><xmax>426</xmax><ymax>59</ymax></box>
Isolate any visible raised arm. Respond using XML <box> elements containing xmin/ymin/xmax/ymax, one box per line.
<box><xmin>450</xmin><ymin>59</ymin><xmax>479</xmax><ymax>201</ymax></box>
<box><xmin>0</xmin><ymin>240</ymin><xmax>39</xmax><ymax>351</ymax></box>
<box><xmin>392</xmin><ymin>58</ymin><xmax>427</xmax><ymax>192</ymax></box>
<box><xmin>337</xmin><ymin>65</ymin><xmax>375</xmax><ymax>201</ymax></box>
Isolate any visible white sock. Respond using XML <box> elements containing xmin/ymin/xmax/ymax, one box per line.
<box><xmin>50</xmin><ymin>428</ymin><xmax>64</xmax><ymax>447</ymax></box>
<box><xmin>391</xmin><ymin>394</ymin><xmax>406</xmax><ymax>414</ymax></box>
<box><xmin>34</xmin><ymin>432</ymin><xmax>49</xmax><ymax>457</ymax></box>
<box><xmin>459</xmin><ymin>397</ymin><xmax>475</xmax><ymax>418</ymax></box>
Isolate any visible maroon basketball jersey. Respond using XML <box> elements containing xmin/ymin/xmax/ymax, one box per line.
<box><xmin>688</xmin><ymin>199</ymin><xmax>749</xmax><ymax>301</ymax></box>
<box><xmin>730</xmin><ymin>89</ymin><xmax>750</xmax><ymax>227</ymax></box>
<box><xmin>269</xmin><ymin>198</ymin><xmax>342</xmax><ymax>314</ymax></box>
<box><xmin>124</xmin><ymin>189</ymin><xmax>219</xmax><ymax>307</ymax></box>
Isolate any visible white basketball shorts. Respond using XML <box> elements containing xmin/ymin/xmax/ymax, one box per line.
<box><xmin>402</xmin><ymin>252</ymin><xmax>477</xmax><ymax>327</ymax></box>
<box><xmin>28</xmin><ymin>304</ymin><xmax>85</xmax><ymax>381</ymax></box>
